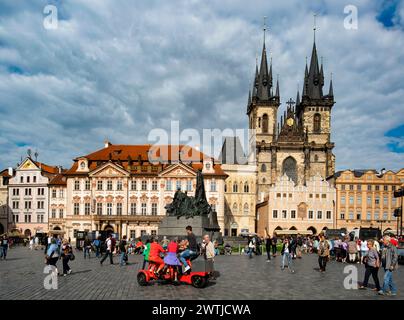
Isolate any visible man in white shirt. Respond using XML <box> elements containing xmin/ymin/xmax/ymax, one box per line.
<box><xmin>100</xmin><ymin>235</ymin><xmax>114</xmax><ymax>265</ymax></box>
<box><xmin>202</xmin><ymin>235</ymin><xmax>215</xmax><ymax>280</ymax></box>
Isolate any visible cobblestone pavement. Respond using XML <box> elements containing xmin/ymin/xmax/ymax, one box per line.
<box><xmin>0</xmin><ymin>247</ymin><xmax>402</xmax><ymax>300</ymax></box>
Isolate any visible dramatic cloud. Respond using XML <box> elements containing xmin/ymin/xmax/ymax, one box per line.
<box><xmin>0</xmin><ymin>0</ymin><xmax>403</xmax><ymax>171</ymax></box>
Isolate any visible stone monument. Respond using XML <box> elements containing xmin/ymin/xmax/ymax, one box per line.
<box><xmin>159</xmin><ymin>170</ymin><xmax>222</xmax><ymax>243</ymax></box>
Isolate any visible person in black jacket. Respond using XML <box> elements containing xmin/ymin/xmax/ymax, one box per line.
<box><xmin>281</xmin><ymin>237</ymin><xmax>295</xmax><ymax>273</ymax></box>
<box><xmin>265</xmin><ymin>228</ymin><xmax>271</xmax><ymax>262</ymax></box>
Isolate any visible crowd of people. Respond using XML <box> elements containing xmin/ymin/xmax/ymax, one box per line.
<box><xmin>245</xmin><ymin>232</ymin><xmax>400</xmax><ymax>296</ymax></box>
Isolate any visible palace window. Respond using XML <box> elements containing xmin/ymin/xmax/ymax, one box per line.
<box><xmin>97</xmin><ymin>181</ymin><xmax>103</xmax><ymax>191</ymax></box>
<box><xmin>273</xmin><ymin>210</ymin><xmax>278</xmax><ymax>219</ymax></box>
<box><xmin>74</xmin><ymin>181</ymin><xmax>80</xmax><ymax>191</ymax></box>
<box><xmin>258</xmin><ymin>117</ymin><xmax>261</xmax><ymax>128</ymax></box>
<box><xmin>74</xmin><ymin>203</ymin><xmax>80</xmax><ymax>215</ymax></box>
<box><xmin>326</xmin><ymin>211</ymin><xmax>331</xmax><ymax>219</ymax></box>
<box><xmin>186</xmin><ymin>180</ymin><xmax>192</xmax><ymax>192</ymax></box>
<box><xmin>25</xmin><ymin>214</ymin><xmax>31</xmax><ymax>223</ymax></box>
<box><xmin>367</xmin><ymin>212</ymin><xmax>371</xmax><ymax>221</ymax></box>
<box><xmin>349</xmin><ymin>212</ymin><xmax>354</xmax><ymax>220</ymax></box>
<box><xmin>313</xmin><ymin>113</ymin><xmax>321</xmax><ymax>133</ymax></box>
<box><xmin>374</xmin><ymin>211</ymin><xmax>379</xmax><ymax>220</ymax></box>
<box><xmin>142</xmin><ymin>180</ymin><xmax>148</xmax><ymax>191</ymax></box>
<box><xmin>232</xmin><ymin>203</ymin><xmax>238</xmax><ymax>214</ymax></box>
<box><xmin>96</xmin><ymin>203</ymin><xmax>103</xmax><ymax>215</ymax></box>
<box><xmin>349</xmin><ymin>185</ymin><xmax>354</xmax><ymax>191</ymax></box>
<box><xmin>13</xmin><ymin>214</ymin><xmax>19</xmax><ymax>223</ymax></box>
<box><xmin>25</xmin><ymin>201</ymin><xmax>31</xmax><ymax>209</ymax></box>
<box><xmin>291</xmin><ymin>210</ymin><xmax>296</xmax><ymax>219</ymax></box>
<box><xmin>282</xmin><ymin>210</ymin><xmax>287</xmax><ymax>219</ymax></box>
<box><xmin>131</xmin><ymin>180</ymin><xmax>137</xmax><ymax>191</ymax></box>
<box><xmin>117</xmin><ymin>180</ymin><xmax>123</xmax><ymax>191</ymax></box>
<box><xmin>141</xmin><ymin>203</ymin><xmax>147</xmax><ymax>215</ymax></box>
<box><xmin>210</xmin><ymin>180</ymin><xmax>217</xmax><ymax>192</ymax></box>
<box><xmin>166</xmin><ymin>180</ymin><xmax>172</xmax><ymax>191</ymax></box>
<box><xmin>383</xmin><ymin>212</ymin><xmax>388</xmax><ymax>220</ymax></box>
<box><xmin>85</xmin><ymin>180</ymin><xmax>90</xmax><ymax>191</ymax></box>
<box><xmin>357</xmin><ymin>196</ymin><xmax>361</xmax><ymax>204</ymax></box>
<box><xmin>261</xmin><ymin>164</ymin><xmax>267</xmax><ymax>172</ymax></box>
<box><xmin>20</xmin><ymin>176</ymin><xmax>23</xmax><ymax>183</ymax></box>
<box><xmin>341</xmin><ymin>196</ymin><xmax>346</xmax><ymax>204</ymax></box>
<box><xmin>85</xmin><ymin>203</ymin><xmax>90</xmax><ymax>215</ymax></box>
<box><xmin>13</xmin><ymin>188</ymin><xmax>19</xmax><ymax>196</ymax></box>
<box><xmin>151</xmin><ymin>230</ymin><xmax>157</xmax><ymax>237</ymax></box>
<box><xmin>383</xmin><ymin>196</ymin><xmax>388</xmax><ymax>206</ymax></box>
<box><xmin>152</xmin><ymin>181</ymin><xmax>158</xmax><ymax>191</ymax></box>
<box><xmin>59</xmin><ymin>209</ymin><xmax>63</xmax><ymax>219</ymax></box>
<box><xmin>317</xmin><ymin>211</ymin><xmax>322</xmax><ymax>219</ymax></box>
<box><xmin>309</xmin><ymin>211</ymin><xmax>314</xmax><ymax>219</ymax></box>
<box><xmin>367</xmin><ymin>185</ymin><xmax>372</xmax><ymax>191</ymax></box>
<box><xmin>37</xmin><ymin>201</ymin><xmax>44</xmax><ymax>209</ymax></box>
<box><xmin>243</xmin><ymin>183</ymin><xmax>249</xmax><ymax>193</ymax></box>
<box><xmin>341</xmin><ymin>185</ymin><xmax>345</xmax><ymax>191</ymax></box>
<box><xmin>52</xmin><ymin>190</ymin><xmax>57</xmax><ymax>198</ymax></box>
<box><xmin>233</xmin><ymin>183</ymin><xmax>238</xmax><ymax>193</ymax></box>
<box><xmin>375</xmin><ymin>185</ymin><xmax>380</xmax><ymax>191</ymax></box>
<box><xmin>25</xmin><ymin>188</ymin><xmax>32</xmax><ymax>196</ymax></box>
<box><xmin>116</xmin><ymin>203</ymin><xmax>122</xmax><ymax>216</ymax></box>
<box><xmin>151</xmin><ymin>203</ymin><xmax>157</xmax><ymax>216</ymax></box>
<box><xmin>33</xmin><ymin>176</ymin><xmax>37</xmax><ymax>183</ymax></box>
<box><xmin>356</xmin><ymin>213</ymin><xmax>361</xmax><ymax>220</ymax></box>
<box><xmin>349</xmin><ymin>196</ymin><xmax>354</xmax><ymax>205</ymax></box>
<box><xmin>176</xmin><ymin>180</ymin><xmax>181</xmax><ymax>191</ymax></box>
<box><xmin>130</xmin><ymin>203</ymin><xmax>136</xmax><ymax>215</ymax></box>
<box><xmin>357</xmin><ymin>185</ymin><xmax>361</xmax><ymax>191</ymax></box>
<box><xmin>12</xmin><ymin>201</ymin><xmax>19</xmax><ymax>209</ymax></box>
<box><xmin>37</xmin><ymin>215</ymin><xmax>43</xmax><ymax>223</ymax></box>
<box><xmin>107</xmin><ymin>203</ymin><xmax>112</xmax><ymax>215</ymax></box>
<box><xmin>340</xmin><ymin>212</ymin><xmax>345</xmax><ymax>219</ymax></box>
<box><xmin>375</xmin><ymin>196</ymin><xmax>380</xmax><ymax>205</ymax></box>
<box><xmin>107</xmin><ymin>180</ymin><xmax>113</xmax><ymax>191</ymax></box>
<box><xmin>27</xmin><ymin>176</ymin><xmax>30</xmax><ymax>183</ymax></box>
<box><xmin>51</xmin><ymin>209</ymin><xmax>56</xmax><ymax>219</ymax></box>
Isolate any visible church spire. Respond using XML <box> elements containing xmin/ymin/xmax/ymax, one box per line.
<box><xmin>252</xmin><ymin>61</ymin><xmax>259</xmax><ymax>98</ymax></box>
<box><xmin>275</xmin><ymin>75</ymin><xmax>279</xmax><ymax>97</ymax></box>
<box><xmin>328</xmin><ymin>73</ymin><xmax>334</xmax><ymax>97</ymax></box>
<box><xmin>305</xmin><ymin>16</ymin><xmax>323</xmax><ymax>99</ymax></box>
<box><xmin>257</xmin><ymin>17</ymin><xmax>271</xmax><ymax>100</ymax></box>
<box><xmin>296</xmin><ymin>88</ymin><xmax>300</xmax><ymax>105</ymax></box>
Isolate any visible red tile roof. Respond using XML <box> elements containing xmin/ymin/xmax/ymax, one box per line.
<box><xmin>33</xmin><ymin>160</ymin><xmax>60</xmax><ymax>174</ymax></box>
<box><xmin>0</xmin><ymin>169</ymin><xmax>11</xmax><ymax>178</ymax></box>
<box><xmin>49</xmin><ymin>173</ymin><xmax>67</xmax><ymax>186</ymax></box>
<box><xmin>66</xmin><ymin>144</ymin><xmax>227</xmax><ymax>177</ymax></box>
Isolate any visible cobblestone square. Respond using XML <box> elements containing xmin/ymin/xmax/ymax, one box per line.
<box><xmin>0</xmin><ymin>247</ymin><xmax>402</xmax><ymax>300</ymax></box>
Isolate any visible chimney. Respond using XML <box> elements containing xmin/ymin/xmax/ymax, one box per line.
<box><xmin>58</xmin><ymin>166</ymin><xmax>62</xmax><ymax>174</ymax></box>
<box><xmin>104</xmin><ymin>140</ymin><xmax>111</xmax><ymax>148</ymax></box>
<box><xmin>8</xmin><ymin>167</ymin><xmax>13</xmax><ymax>176</ymax></box>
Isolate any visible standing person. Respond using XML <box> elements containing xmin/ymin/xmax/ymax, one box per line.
<box><xmin>290</xmin><ymin>236</ymin><xmax>297</xmax><ymax>259</ymax></box>
<box><xmin>0</xmin><ymin>235</ymin><xmax>9</xmax><ymax>260</ymax></box>
<box><xmin>359</xmin><ymin>239</ymin><xmax>381</xmax><ymax>292</ymax></box>
<box><xmin>202</xmin><ymin>234</ymin><xmax>216</xmax><ymax>280</ymax></box>
<box><xmin>142</xmin><ymin>238</ymin><xmax>151</xmax><ymax>269</ymax></box>
<box><xmin>83</xmin><ymin>237</ymin><xmax>92</xmax><ymax>259</ymax></box>
<box><xmin>373</xmin><ymin>237</ymin><xmax>381</xmax><ymax>254</ymax></box>
<box><xmin>378</xmin><ymin>236</ymin><xmax>398</xmax><ymax>296</ymax></box>
<box><xmin>281</xmin><ymin>238</ymin><xmax>294</xmax><ymax>273</ymax></box>
<box><xmin>46</xmin><ymin>238</ymin><xmax>60</xmax><ymax>274</ymax></box>
<box><xmin>318</xmin><ymin>233</ymin><xmax>330</xmax><ymax>272</ymax></box>
<box><xmin>34</xmin><ymin>236</ymin><xmax>39</xmax><ymax>250</ymax></box>
<box><xmin>29</xmin><ymin>237</ymin><xmax>34</xmax><ymax>250</ymax></box>
<box><xmin>45</xmin><ymin>234</ymin><xmax>52</xmax><ymax>254</ymax></box>
<box><xmin>341</xmin><ymin>238</ymin><xmax>348</xmax><ymax>263</ymax></box>
<box><xmin>247</xmin><ymin>237</ymin><xmax>255</xmax><ymax>259</ymax></box>
<box><xmin>348</xmin><ymin>237</ymin><xmax>358</xmax><ymax>263</ymax></box>
<box><xmin>179</xmin><ymin>226</ymin><xmax>198</xmax><ymax>272</ymax></box>
<box><xmin>61</xmin><ymin>239</ymin><xmax>73</xmax><ymax>276</ymax></box>
<box><xmin>265</xmin><ymin>230</ymin><xmax>271</xmax><ymax>262</ymax></box>
<box><xmin>255</xmin><ymin>236</ymin><xmax>262</xmax><ymax>256</ymax></box>
<box><xmin>271</xmin><ymin>234</ymin><xmax>278</xmax><ymax>257</ymax></box>
<box><xmin>360</xmin><ymin>239</ymin><xmax>369</xmax><ymax>264</ymax></box>
<box><xmin>100</xmin><ymin>235</ymin><xmax>114</xmax><ymax>265</ymax></box>
<box><xmin>119</xmin><ymin>235</ymin><xmax>128</xmax><ymax>267</ymax></box>
<box><xmin>92</xmin><ymin>236</ymin><xmax>101</xmax><ymax>258</ymax></box>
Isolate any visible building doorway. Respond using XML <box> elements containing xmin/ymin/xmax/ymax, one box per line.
<box><xmin>24</xmin><ymin>229</ymin><xmax>31</xmax><ymax>238</ymax></box>
<box><xmin>307</xmin><ymin>226</ymin><xmax>317</xmax><ymax>235</ymax></box>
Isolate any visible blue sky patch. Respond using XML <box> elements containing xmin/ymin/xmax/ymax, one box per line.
<box><xmin>377</xmin><ymin>0</ymin><xmax>400</xmax><ymax>27</ymax></box>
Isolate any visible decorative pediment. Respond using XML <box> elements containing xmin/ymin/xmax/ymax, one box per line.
<box><xmin>18</xmin><ymin>158</ymin><xmax>40</xmax><ymax>171</ymax></box>
<box><xmin>159</xmin><ymin>163</ymin><xmax>196</xmax><ymax>178</ymax></box>
<box><xmin>89</xmin><ymin>162</ymin><xmax>129</xmax><ymax>177</ymax></box>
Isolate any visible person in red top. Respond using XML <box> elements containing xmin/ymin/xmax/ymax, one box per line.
<box><xmin>163</xmin><ymin>238</ymin><xmax>182</xmax><ymax>283</ymax></box>
<box><xmin>134</xmin><ymin>239</ymin><xmax>143</xmax><ymax>254</ymax></box>
<box><xmin>390</xmin><ymin>236</ymin><xmax>398</xmax><ymax>247</ymax></box>
<box><xmin>148</xmin><ymin>237</ymin><xmax>165</xmax><ymax>275</ymax></box>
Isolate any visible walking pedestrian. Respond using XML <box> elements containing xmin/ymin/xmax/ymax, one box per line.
<box><xmin>348</xmin><ymin>237</ymin><xmax>358</xmax><ymax>263</ymax></box>
<box><xmin>100</xmin><ymin>235</ymin><xmax>114</xmax><ymax>265</ymax></box>
<box><xmin>265</xmin><ymin>230</ymin><xmax>271</xmax><ymax>262</ymax></box>
<box><xmin>378</xmin><ymin>236</ymin><xmax>398</xmax><ymax>296</ymax></box>
<box><xmin>92</xmin><ymin>236</ymin><xmax>101</xmax><ymax>258</ymax></box>
<box><xmin>359</xmin><ymin>239</ymin><xmax>381</xmax><ymax>292</ymax></box>
<box><xmin>296</xmin><ymin>235</ymin><xmax>303</xmax><ymax>259</ymax></box>
<box><xmin>281</xmin><ymin>238</ymin><xmax>294</xmax><ymax>273</ymax></box>
<box><xmin>318</xmin><ymin>233</ymin><xmax>330</xmax><ymax>272</ymax></box>
<box><xmin>271</xmin><ymin>234</ymin><xmax>278</xmax><ymax>257</ymax></box>
<box><xmin>45</xmin><ymin>238</ymin><xmax>60</xmax><ymax>274</ymax></box>
<box><xmin>83</xmin><ymin>237</ymin><xmax>92</xmax><ymax>259</ymax></box>
<box><xmin>61</xmin><ymin>239</ymin><xmax>73</xmax><ymax>276</ymax></box>
<box><xmin>360</xmin><ymin>239</ymin><xmax>369</xmax><ymax>264</ymax></box>
<box><xmin>247</xmin><ymin>237</ymin><xmax>255</xmax><ymax>259</ymax></box>
<box><xmin>0</xmin><ymin>235</ymin><xmax>9</xmax><ymax>260</ymax></box>
<box><xmin>119</xmin><ymin>235</ymin><xmax>128</xmax><ymax>266</ymax></box>
<box><xmin>202</xmin><ymin>234</ymin><xmax>216</xmax><ymax>280</ymax></box>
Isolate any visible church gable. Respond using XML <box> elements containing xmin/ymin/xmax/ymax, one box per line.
<box><xmin>89</xmin><ymin>162</ymin><xmax>129</xmax><ymax>177</ymax></box>
<box><xmin>18</xmin><ymin>158</ymin><xmax>40</xmax><ymax>171</ymax></box>
<box><xmin>159</xmin><ymin>163</ymin><xmax>196</xmax><ymax>178</ymax></box>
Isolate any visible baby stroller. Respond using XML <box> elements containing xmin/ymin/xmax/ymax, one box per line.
<box><xmin>224</xmin><ymin>244</ymin><xmax>232</xmax><ymax>255</ymax></box>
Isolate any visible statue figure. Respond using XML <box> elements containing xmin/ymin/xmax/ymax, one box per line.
<box><xmin>165</xmin><ymin>170</ymin><xmax>212</xmax><ymax>219</ymax></box>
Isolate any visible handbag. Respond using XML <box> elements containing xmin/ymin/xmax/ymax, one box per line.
<box><xmin>69</xmin><ymin>252</ymin><xmax>75</xmax><ymax>261</ymax></box>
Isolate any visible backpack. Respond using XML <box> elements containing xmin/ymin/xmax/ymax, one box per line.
<box><xmin>111</xmin><ymin>238</ymin><xmax>116</xmax><ymax>250</ymax></box>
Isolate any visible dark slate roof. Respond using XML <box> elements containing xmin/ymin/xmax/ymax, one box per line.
<box><xmin>219</xmin><ymin>137</ymin><xmax>247</xmax><ymax>165</ymax></box>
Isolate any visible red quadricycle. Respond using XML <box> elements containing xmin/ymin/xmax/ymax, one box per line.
<box><xmin>137</xmin><ymin>259</ymin><xmax>209</xmax><ymax>288</ymax></box>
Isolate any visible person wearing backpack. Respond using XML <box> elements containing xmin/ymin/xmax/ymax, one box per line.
<box><xmin>359</xmin><ymin>239</ymin><xmax>380</xmax><ymax>292</ymax></box>
<box><xmin>119</xmin><ymin>235</ymin><xmax>128</xmax><ymax>266</ymax></box>
<box><xmin>100</xmin><ymin>235</ymin><xmax>114</xmax><ymax>265</ymax></box>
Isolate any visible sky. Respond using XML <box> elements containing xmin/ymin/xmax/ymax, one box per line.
<box><xmin>0</xmin><ymin>0</ymin><xmax>403</xmax><ymax>172</ymax></box>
